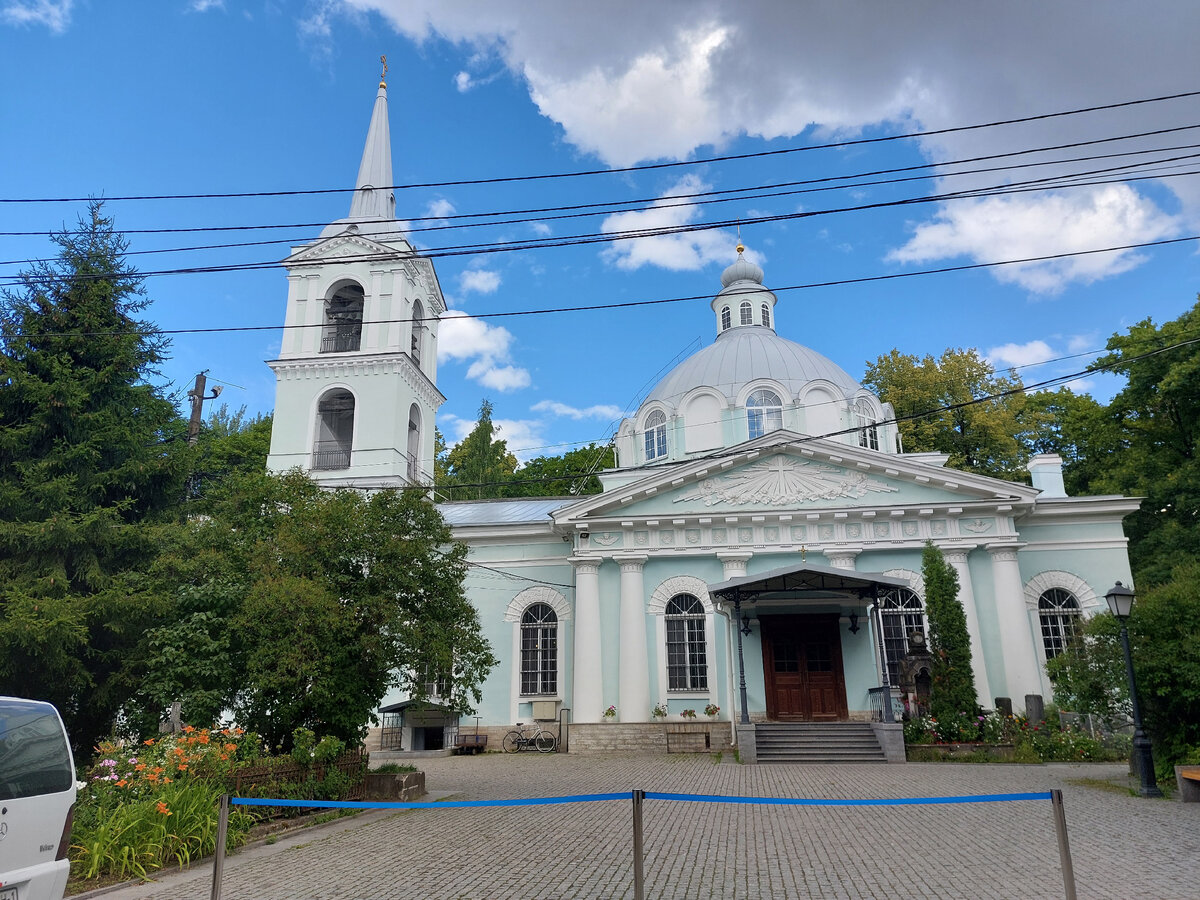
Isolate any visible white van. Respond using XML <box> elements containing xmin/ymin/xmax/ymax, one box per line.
<box><xmin>0</xmin><ymin>698</ymin><xmax>76</xmax><ymax>900</ymax></box>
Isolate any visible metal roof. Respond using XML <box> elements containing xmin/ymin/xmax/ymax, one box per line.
<box><xmin>438</xmin><ymin>497</ymin><xmax>569</xmax><ymax>527</ymax></box>
<box><xmin>643</xmin><ymin>327</ymin><xmax>863</xmax><ymax>409</ymax></box>
<box><xmin>709</xmin><ymin>562</ymin><xmax>910</xmax><ymax>601</ymax></box>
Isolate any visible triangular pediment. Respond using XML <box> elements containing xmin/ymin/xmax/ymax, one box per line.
<box><xmin>284</xmin><ymin>233</ymin><xmax>403</xmax><ymax>266</ymax></box>
<box><xmin>554</xmin><ymin>432</ymin><xmax>1036</xmax><ymax>525</ymax></box>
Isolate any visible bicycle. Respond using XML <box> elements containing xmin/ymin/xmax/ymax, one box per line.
<box><xmin>501</xmin><ymin>721</ymin><xmax>557</xmax><ymax>753</ymax></box>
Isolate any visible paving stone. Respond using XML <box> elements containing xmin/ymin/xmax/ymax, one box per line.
<box><xmin>94</xmin><ymin>756</ymin><xmax>1200</xmax><ymax>899</ymax></box>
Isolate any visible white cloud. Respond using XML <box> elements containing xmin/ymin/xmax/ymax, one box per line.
<box><xmin>438</xmin><ymin>310</ymin><xmax>530</xmax><ymax>392</ymax></box>
<box><xmin>1</xmin><ymin>0</ymin><xmax>71</xmax><ymax>31</ymax></box>
<box><xmin>331</xmin><ymin>1</ymin><xmax>1200</xmax><ymax>288</ymax></box>
<box><xmin>190</xmin><ymin>0</ymin><xmax>224</xmax><ymax>11</ymax></box>
<box><xmin>888</xmin><ymin>186</ymin><xmax>1180</xmax><ymax>293</ymax></box>
<box><xmin>531</xmin><ymin>400</ymin><xmax>624</xmax><ymax>421</ymax></box>
<box><xmin>529</xmin><ymin>221</ymin><xmax>552</xmax><ymax>237</ymax></box>
<box><xmin>424</xmin><ymin>197</ymin><xmax>456</xmax><ymax>220</ymax></box>
<box><xmin>986</xmin><ymin>340</ymin><xmax>1055</xmax><ymax>370</ymax></box>
<box><xmin>454</xmin><ymin>70</ymin><xmax>473</xmax><ymax>92</ymax></box>
<box><xmin>600</xmin><ymin>174</ymin><xmax>757</xmax><ymax>271</ymax></box>
<box><xmin>459</xmin><ymin>268</ymin><xmax>501</xmax><ymax>294</ymax></box>
<box><xmin>468</xmin><ymin>360</ymin><xmax>530</xmax><ymax>391</ymax></box>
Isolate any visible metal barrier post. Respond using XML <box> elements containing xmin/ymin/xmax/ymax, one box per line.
<box><xmin>1050</xmin><ymin>790</ymin><xmax>1076</xmax><ymax>900</ymax></box>
<box><xmin>210</xmin><ymin>793</ymin><xmax>230</xmax><ymax>900</ymax></box>
<box><xmin>631</xmin><ymin>789</ymin><xmax>645</xmax><ymax>900</ymax></box>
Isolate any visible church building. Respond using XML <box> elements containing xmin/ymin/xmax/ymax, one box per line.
<box><xmin>267</xmin><ymin>80</ymin><xmax>1138</xmax><ymax>759</ymax></box>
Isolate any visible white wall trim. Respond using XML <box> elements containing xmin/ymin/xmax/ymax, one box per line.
<box><xmin>503</xmin><ymin>585</ymin><xmax>572</xmax><ymax>622</ymax></box>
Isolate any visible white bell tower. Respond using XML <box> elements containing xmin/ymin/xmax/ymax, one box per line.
<box><xmin>266</xmin><ymin>70</ymin><xmax>445</xmax><ymax>488</ymax></box>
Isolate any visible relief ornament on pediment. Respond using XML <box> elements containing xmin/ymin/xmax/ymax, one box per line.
<box><xmin>672</xmin><ymin>455</ymin><xmax>900</xmax><ymax>508</ymax></box>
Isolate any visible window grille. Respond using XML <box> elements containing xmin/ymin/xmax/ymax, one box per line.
<box><xmin>746</xmin><ymin>389</ymin><xmax>783</xmax><ymax>439</ymax></box>
<box><xmin>665</xmin><ymin>594</ymin><xmax>708</xmax><ymax>690</ymax></box>
<box><xmin>521</xmin><ymin>603</ymin><xmax>558</xmax><ymax>695</ymax></box>
<box><xmin>761</xmin><ymin>303</ymin><xmax>771</xmax><ymax>329</ymax></box>
<box><xmin>856</xmin><ymin>400</ymin><xmax>879</xmax><ymax>451</ymax></box>
<box><xmin>644</xmin><ymin>410</ymin><xmax>668</xmax><ymax>460</ymax></box>
<box><xmin>1038</xmin><ymin>588</ymin><xmax>1081</xmax><ymax>660</ymax></box>
<box><xmin>878</xmin><ymin>587</ymin><xmax>925</xmax><ymax>687</ymax></box>
<box><xmin>740</xmin><ymin>301</ymin><xmax>753</xmax><ymax>325</ymax></box>
<box><xmin>720</xmin><ymin>306</ymin><xmax>731</xmax><ymax>331</ymax></box>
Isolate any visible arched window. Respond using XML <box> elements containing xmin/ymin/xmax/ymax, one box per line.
<box><xmin>746</xmin><ymin>389</ymin><xmax>783</xmax><ymax>439</ymax></box>
<box><xmin>665</xmin><ymin>594</ymin><xmax>707</xmax><ymax>691</ymax></box>
<box><xmin>321</xmin><ymin>282</ymin><xmax>364</xmax><ymax>353</ymax></box>
<box><xmin>856</xmin><ymin>399</ymin><xmax>879</xmax><ymax>451</ymax></box>
<box><xmin>1038</xmin><ymin>588</ymin><xmax>1081</xmax><ymax>660</ymax></box>
<box><xmin>761</xmin><ymin>303</ymin><xmax>771</xmax><ymax>329</ymax></box>
<box><xmin>407</xmin><ymin>404</ymin><xmax>421</xmax><ymax>482</ymax></box>
<box><xmin>720</xmin><ymin>306</ymin><xmax>731</xmax><ymax>331</ymax></box>
<box><xmin>313</xmin><ymin>389</ymin><xmax>354</xmax><ymax>470</ymax></box>
<box><xmin>740</xmin><ymin>301</ymin><xmax>753</xmax><ymax>325</ymax></box>
<box><xmin>644</xmin><ymin>410</ymin><xmax>667</xmax><ymax>460</ymax></box>
<box><xmin>878</xmin><ymin>587</ymin><xmax>925</xmax><ymax>687</ymax></box>
<box><xmin>521</xmin><ymin>603</ymin><xmax>558</xmax><ymax>695</ymax></box>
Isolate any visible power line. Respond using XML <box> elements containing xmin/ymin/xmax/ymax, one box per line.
<box><xmin>4</xmin><ymin>162</ymin><xmax>1197</xmax><ymax>287</ymax></box>
<box><xmin>12</xmin><ymin>233</ymin><xmax>1200</xmax><ymax>339</ymax></box>
<box><xmin>5</xmin><ymin>87</ymin><xmax>1200</xmax><ymax>204</ymax></box>
<box><xmin>6</xmin><ymin>127</ymin><xmax>1200</xmax><ymax>249</ymax></box>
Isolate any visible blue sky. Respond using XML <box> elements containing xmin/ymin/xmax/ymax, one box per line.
<box><xmin>3</xmin><ymin>1</ymin><xmax>1199</xmax><ymax>461</ymax></box>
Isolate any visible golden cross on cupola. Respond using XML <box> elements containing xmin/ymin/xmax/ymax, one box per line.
<box><xmin>380</xmin><ymin>54</ymin><xmax>388</xmax><ymax>88</ymax></box>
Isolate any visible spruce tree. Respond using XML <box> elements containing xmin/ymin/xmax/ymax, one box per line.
<box><xmin>921</xmin><ymin>542</ymin><xmax>979</xmax><ymax>724</ymax></box>
<box><xmin>0</xmin><ymin>202</ymin><xmax>184</xmax><ymax>749</ymax></box>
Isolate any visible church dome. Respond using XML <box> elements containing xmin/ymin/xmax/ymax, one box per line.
<box><xmin>643</xmin><ymin>326</ymin><xmax>863</xmax><ymax>408</ymax></box>
<box><xmin>720</xmin><ymin>252</ymin><xmax>764</xmax><ymax>288</ymax></box>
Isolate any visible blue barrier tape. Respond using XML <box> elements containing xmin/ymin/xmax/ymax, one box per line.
<box><xmin>229</xmin><ymin>791</ymin><xmax>629</xmax><ymax>810</ymax></box>
<box><xmin>643</xmin><ymin>790</ymin><xmax>1053</xmax><ymax>807</ymax></box>
<box><xmin>229</xmin><ymin>789</ymin><xmax>1052</xmax><ymax>811</ymax></box>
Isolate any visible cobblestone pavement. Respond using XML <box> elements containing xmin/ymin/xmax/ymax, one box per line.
<box><xmin>95</xmin><ymin>754</ymin><xmax>1200</xmax><ymax>899</ymax></box>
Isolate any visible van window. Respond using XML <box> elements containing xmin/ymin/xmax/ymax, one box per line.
<box><xmin>0</xmin><ymin>699</ymin><xmax>73</xmax><ymax>799</ymax></box>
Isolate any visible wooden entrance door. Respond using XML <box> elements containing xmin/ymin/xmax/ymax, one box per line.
<box><xmin>762</xmin><ymin>615</ymin><xmax>848</xmax><ymax>721</ymax></box>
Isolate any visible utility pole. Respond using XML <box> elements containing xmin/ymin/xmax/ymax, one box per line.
<box><xmin>186</xmin><ymin>371</ymin><xmax>223</xmax><ymax>445</ymax></box>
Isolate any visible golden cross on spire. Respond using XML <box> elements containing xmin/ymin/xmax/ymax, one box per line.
<box><xmin>380</xmin><ymin>55</ymin><xmax>388</xmax><ymax>87</ymax></box>
<box><xmin>736</xmin><ymin>218</ymin><xmax>744</xmax><ymax>255</ymax></box>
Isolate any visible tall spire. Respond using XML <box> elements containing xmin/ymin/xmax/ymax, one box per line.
<box><xmin>347</xmin><ymin>70</ymin><xmax>395</xmax><ymax>222</ymax></box>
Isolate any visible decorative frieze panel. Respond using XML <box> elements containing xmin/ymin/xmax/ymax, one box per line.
<box><xmin>672</xmin><ymin>455</ymin><xmax>900</xmax><ymax>507</ymax></box>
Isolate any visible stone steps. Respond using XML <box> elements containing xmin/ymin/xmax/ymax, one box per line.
<box><xmin>755</xmin><ymin>723</ymin><xmax>887</xmax><ymax>764</ymax></box>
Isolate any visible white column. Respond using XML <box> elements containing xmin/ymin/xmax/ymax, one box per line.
<box><xmin>825</xmin><ymin>548</ymin><xmax>861</xmax><ymax>570</ymax></box>
<box><xmin>987</xmin><ymin>543</ymin><xmax>1041</xmax><ymax>706</ymax></box>
<box><xmin>617</xmin><ymin>555</ymin><xmax>650</xmax><ymax>722</ymax></box>
<box><xmin>571</xmin><ymin>558</ymin><xmax>603</xmax><ymax>723</ymax></box>
<box><xmin>942</xmin><ymin>545</ymin><xmax>993</xmax><ymax>707</ymax></box>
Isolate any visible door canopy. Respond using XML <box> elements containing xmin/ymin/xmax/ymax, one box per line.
<box><xmin>709</xmin><ymin>562</ymin><xmax>910</xmax><ymax>604</ymax></box>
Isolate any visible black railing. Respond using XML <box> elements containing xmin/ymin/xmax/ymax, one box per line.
<box><xmin>320</xmin><ymin>328</ymin><xmax>361</xmax><ymax>353</ymax></box>
<box><xmin>868</xmin><ymin>685</ymin><xmax>896</xmax><ymax>724</ymax></box>
<box><xmin>312</xmin><ymin>441</ymin><xmax>351</xmax><ymax>470</ymax></box>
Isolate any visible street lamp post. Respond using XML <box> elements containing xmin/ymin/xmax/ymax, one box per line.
<box><xmin>1104</xmin><ymin>581</ymin><xmax>1163</xmax><ymax>798</ymax></box>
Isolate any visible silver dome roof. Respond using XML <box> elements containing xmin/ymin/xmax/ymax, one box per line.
<box><xmin>642</xmin><ymin>327</ymin><xmax>863</xmax><ymax>408</ymax></box>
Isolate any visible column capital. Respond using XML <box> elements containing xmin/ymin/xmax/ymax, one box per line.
<box><xmin>614</xmin><ymin>553</ymin><xmax>649</xmax><ymax>573</ymax></box>
<box><xmin>984</xmin><ymin>541</ymin><xmax>1026</xmax><ymax>563</ymax></box>
<box><xmin>569</xmin><ymin>556</ymin><xmax>603</xmax><ymax>575</ymax></box>
<box><xmin>825</xmin><ymin>548</ymin><xmax>861</xmax><ymax>569</ymax></box>
<box><xmin>717</xmin><ymin>550</ymin><xmax>752</xmax><ymax>578</ymax></box>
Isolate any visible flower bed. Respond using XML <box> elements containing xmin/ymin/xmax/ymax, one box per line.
<box><xmin>902</xmin><ymin>709</ymin><xmax>1130</xmax><ymax>763</ymax></box>
<box><xmin>70</xmin><ymin>726</ymin><xmax>366</xmax><ymax>885</ymax></box>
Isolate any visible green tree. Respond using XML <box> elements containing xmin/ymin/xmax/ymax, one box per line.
<box><xmin>0</xmin><ymin>202</ymin><xmax>185</xmax><ymax>751</ymax></box>
<box><xmin>864</xmin><ymin>348</ymin><xmax>1036</xmax><ymax>480</ymax></box>
<box><xmin>141</xmin><ymin>469</ymin><xmax>497</xmax><ymax>748</ymax></box>
<box><xmin>1047</xmin><ymin>563</ymin><xmax>1200</xmax><ymax>771</ymax></box>
<box><xmin>499</xmin><ymin>443</ymin><xmax>616</xmax><ymax>497</ymax></box>
<box><xmin>441</xmin><ymin>400</ymin><xmax>518</xmax><ymax>499</ymax></box>
<box><xmin>921</xmin><ymin>543</ymin><xmax>978</xmax><ymax>721</ymax></box>
<box><xmin>1020</xmin><ymin>388</ymin><xmax>1119</xmax><ymax>496</ymax></box>
<box><xmin>1088</xmin><ymin>300</ymin><xmax>1200</xmax><ymax>586</ymax></box>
